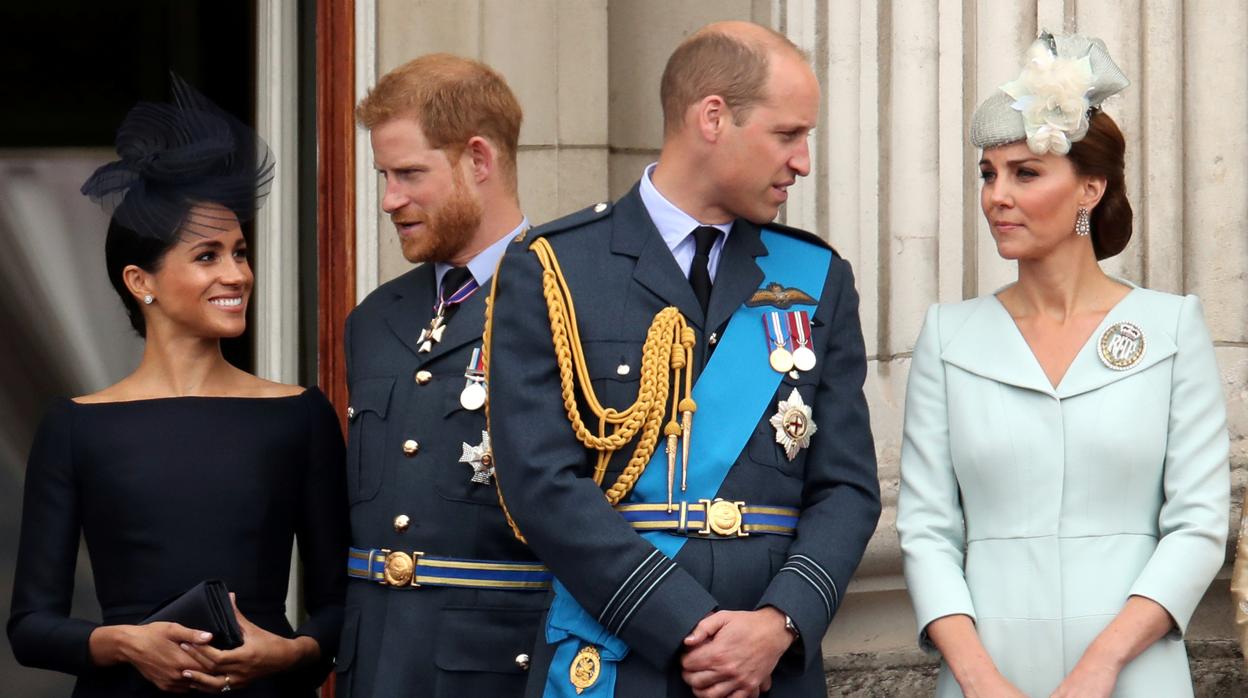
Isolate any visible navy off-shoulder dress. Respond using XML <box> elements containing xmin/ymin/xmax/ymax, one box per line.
<box><xmin>8</xmin><ymin>388</ymin><xmax>349</xmax><ymax>697</ymax></box>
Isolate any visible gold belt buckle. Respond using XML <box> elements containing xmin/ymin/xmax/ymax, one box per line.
<box><xmin>697</xmin><ymin>498</ymin><xmax>748</xmax><ymax>537</ymax></box>
<box><xmin>380</xmin><ymin>549</ymin><xmax>424</xmax><ymax>587</ymax></box>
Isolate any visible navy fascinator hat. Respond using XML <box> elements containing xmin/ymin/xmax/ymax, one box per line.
<box><xmin>81</xmin><ymin>74</ymin><xmax>275</xmax><ymax>240</ymax></box>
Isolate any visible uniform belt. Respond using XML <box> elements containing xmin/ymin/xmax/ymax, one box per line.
<box><xmin>347</xmin><ymin>547</ymin><xmax>552</xmax><ymax>590</ymax></box>
<box><xmin>615</xmin><ymin>499</ymin><xmax>799</xmax><ymax>538</ymax></box>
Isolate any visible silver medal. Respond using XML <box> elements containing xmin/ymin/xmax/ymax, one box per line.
<box><xmin>791</xmin><ymin>346</ymin><xmax>817</xmax><ymax>372</ymax></box>
<box><xmin>460</xmin><ymin>380</ymin><xmax>487</xmax><ymax>411</ymax></box>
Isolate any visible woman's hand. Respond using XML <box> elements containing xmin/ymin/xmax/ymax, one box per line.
<box><xmin>1050</xmin><ymin>653</ymin><xmax>1119</xmax><ymax>698</ymax></box>
<box><xmin>961</xmin><ymin>669</ymin><xmax>1029</xmax><ymax>698</ymax></box>
<box><xmin>180</xmin><ymin>594</ymin><xmax>320</xmax><ymax>693</ymax></box>
<box><xmin>1050</xmin><ymin>595</ymin><xmax>1173</xmax><ymax>698</ymax></box>
<box><xmin>89</xmin><ymin>622</ymin><xmax>213</xmax><ymax>693</ymax></box>
<box><xmin>924</xmin><ymin>614</ymin><xmax>1027</xmax><ymax>698</ymax></box>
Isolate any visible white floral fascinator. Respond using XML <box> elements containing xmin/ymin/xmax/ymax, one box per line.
<box><xmin>970</xmin><ymin>32</ymin><xmax>1129</xmax><ymax>155</ymax></box>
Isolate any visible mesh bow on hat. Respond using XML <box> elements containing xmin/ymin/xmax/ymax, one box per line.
<box><xmin>970</xmin><ymin>32</ymin><xmax>1130</xmax><ymax>155</ymax></box>
<box><xmin>81</xmin><ymin>74</ymin><xmax>275</xmax><ymax>239</ymax></box>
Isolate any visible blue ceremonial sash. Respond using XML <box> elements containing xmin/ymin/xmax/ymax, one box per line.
<box><xmin>543</xmin><ymin>230</ymin><xmax>831</xmax><ymax>698</ymax></box>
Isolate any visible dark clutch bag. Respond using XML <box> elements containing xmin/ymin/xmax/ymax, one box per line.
<box><xmin>140</xmin><ymin>580</ymin><xmax>244</xmax><ymax>650</ymax></box>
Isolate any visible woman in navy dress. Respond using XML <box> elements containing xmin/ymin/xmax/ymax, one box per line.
<box><xmin>7</xmin><ymin>78</ymin><xmax>348</xmax><ymax>696</ymax></box>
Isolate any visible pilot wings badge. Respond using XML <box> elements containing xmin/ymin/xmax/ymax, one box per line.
<box><xmin>746</xmin><ymin>282</ymin><xmax>816</xmax><ymax>309</ymax></box>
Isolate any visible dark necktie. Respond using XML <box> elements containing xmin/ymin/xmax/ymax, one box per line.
<box><xmin>689</xmin><ymin>226</ymin><xmax>719</xmax><ymax>315</ymax></box>
<box><xmin>437</xmin><ymin>266</ymin><xmax>477</xmax><ymax>326</ymax></box>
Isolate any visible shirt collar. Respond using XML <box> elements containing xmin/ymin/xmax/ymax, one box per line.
<box><xmin>638</xmin><ymin>163</ymin><xmax>732</xmax><ymax>248</ymax></box>
<box><xmin>435</xmin><ymin>217</ymin><xmax>529</xmax><ymax>290</ymax></box>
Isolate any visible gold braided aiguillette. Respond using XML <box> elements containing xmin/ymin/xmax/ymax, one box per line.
<box><xmin>483</xmin><ymin>237</ymin><xmax>698</xmax><ymax>542</ymax></box>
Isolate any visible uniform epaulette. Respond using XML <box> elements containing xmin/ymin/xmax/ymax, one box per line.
<box><xmin>763</xmin><ymin>221</ymin><xmax>841</xmax><ymax>258</ymax></box>
<box><xmin>516</xmin><ymin>201</ymin><xmax>614</xmax><ymax>245</ymax></box>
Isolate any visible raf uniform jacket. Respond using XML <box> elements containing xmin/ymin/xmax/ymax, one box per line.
<box><xmin>897</xmin><ymin>289</ymin><xmax>1229</xmax><ymax>697</ymax></box>
<box><xmin>487</xmin><ymin>185</ymin><xmax>882</xmax><ymax>697</ymax></box>
<box><xmin>336</xmin><ymin>263</ymin><xmax>547</xmax><ymax>698</ymax></box>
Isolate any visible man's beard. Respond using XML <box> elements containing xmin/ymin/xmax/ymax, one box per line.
<box><xmin>398</xmin><ymin>175</ymin><xmax>484</xmax><ymax>263</ymax></box>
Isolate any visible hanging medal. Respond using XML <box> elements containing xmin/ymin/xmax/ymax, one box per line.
<box><xmin>419</xmin><ymin>274</ymin><xmax>481</xmax><ymax>353</ymax></box>
<box><xmin>788</xmin><ymin>310</ymin><xmax>816</xmax><ymax>372</ymax></box>
<box><xmin>416</xmin><ymin>312</ymin><xmax>446</xmax><ymax>353</ymax></box>
<box><xmin>460</xmin><ymin>347</ymin><xmax>487</xmax><ymax>411</ymax></box>
<box><xmin>763</xmin><ymin>312</ymin><xmax>795</xmax><ymax>373</ymax></box>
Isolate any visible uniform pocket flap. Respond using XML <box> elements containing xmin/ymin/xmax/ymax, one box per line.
<box><xmin>349</xmin><ymin>376</ymin><xmax>395</xmax><ymax>419</ymax></box>
<box><xmin>433</xmin><ymin>606</ymin><xmax>544</xmax><ymax>674</ymax></box>
<box><xmin>582</xmin><ymin>340</ymin><xmax>643</xmax><ymax>385</ymax></box>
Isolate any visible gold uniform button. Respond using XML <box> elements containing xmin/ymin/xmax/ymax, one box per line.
<box><xmin>593</xmin><ymin>202</ymin><xmax>608</xmax><ymax>213</ymax></box>
<box><xmin>414</xmin><ymin>370</ymin><xmax>432</xmax><ymax>385</ymax></box>
<box><xmin>346</xmin><ymin>406</ymin><xmax>356</xmax><ymax>420</ymax></box>
<box><xmin>393</xmin><ymin>514</ymin><xmax>410</xmax><ymax>533</ymax></box>
<box><xmin>402</xmin><ymin>439</ymin><xmax>419</xmax><ymax>456</ymax></box>
<box><xmin>515</xmin><ymin>653</ymin><xmax>530</xmax><ymax>671</ymax></box>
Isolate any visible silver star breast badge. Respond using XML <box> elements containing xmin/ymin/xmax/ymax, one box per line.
<box><xmin>459</xmin><ymin>431</ymin><xmax>495</xmax><ymax>484</ymax></box>
<box><xmin>769</xmin><ymin>388</ymin><xmax>817</xmax><ymax>461</ymax></box>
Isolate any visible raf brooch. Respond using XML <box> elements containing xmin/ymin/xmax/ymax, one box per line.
<box><xmin>459</xmin><ymin>431</ymin><xmax>494</xmax><ymax>485</ymax></box>
<box><xmin>1098</xmin><ymin>321</ymin><xmax>1145</xmax><ymax>371</ymax></box>
<box><xmin>769</xmin><ymin>388</ymin><xmax>817</xmax><ymax>461</ymax></box>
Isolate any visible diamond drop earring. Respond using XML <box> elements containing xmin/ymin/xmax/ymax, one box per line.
<box><xmin>1075</xmin><ymin>207</ymin><xmax>1091</xmax><ymax>237</ymax></box>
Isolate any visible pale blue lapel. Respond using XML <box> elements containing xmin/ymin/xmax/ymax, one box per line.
<box><xmin>1055</xmin><ymin>289</ymin><xmax>1178</xmax><ymax>399</ymax></box>
<box><xmin>941</xmin><ymin>296</ymin><xmax>1056</xmax><ymax>395</ymax></box>
<box><xmin>940</xmin><ymin>288</ymin><xmax>1179</xmax><ymax>399</ymax></box>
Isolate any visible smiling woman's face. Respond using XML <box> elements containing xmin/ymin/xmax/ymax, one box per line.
<box><xmin>979</xmin><ymin>141</ymin><xmax>1095</xmax><ymax>261</ymax></box>
<box><xmin>137</xmin><ymin>204</ymin><xmax>252</xmax><ymax>340</ymax></box>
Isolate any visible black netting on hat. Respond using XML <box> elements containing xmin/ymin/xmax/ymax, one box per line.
<box><xmin>81</xmin><ymin>74</ymin><xmax>275</xmax><ymax>240</ymax></box>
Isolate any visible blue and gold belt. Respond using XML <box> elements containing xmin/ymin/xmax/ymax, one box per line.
<box><xmin>615</xmin><ymin>499</ymin><xmax>799</xmax><ymax>537</ymax></box>
<box><xmin>347</xmin><ymin>547</ymin><xmax>552</xmax><ymax>590</ymax></box>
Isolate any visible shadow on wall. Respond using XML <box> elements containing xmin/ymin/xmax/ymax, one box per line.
<box><xmin>0</xmin><ymin>152</ymin><xmax>143</xmax><ymax>696</ymax></box>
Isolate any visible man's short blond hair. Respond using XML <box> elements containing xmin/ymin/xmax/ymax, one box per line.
<box><xmin>357</xmin><ymin>54</ymin><xmax>522</xmax><ymax>190</ymax></box>
<box><xmin>660</xmin><ymin>25</ymin><xmax>806</xmax><ymax>135</ymax></box>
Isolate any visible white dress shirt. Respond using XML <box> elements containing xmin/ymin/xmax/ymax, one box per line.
<box><xmin>637</xmin><ymin>163</ymin><xmax>731</xmax><ymax>281</ymax></box>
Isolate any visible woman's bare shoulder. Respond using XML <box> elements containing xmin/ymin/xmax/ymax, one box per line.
<box><xmin>229</xmin><ymin>372</ymin><xmax>306</xmax><ymax>398</ymax></box>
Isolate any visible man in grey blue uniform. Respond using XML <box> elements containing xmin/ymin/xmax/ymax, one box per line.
<box><xmin>487</xmin><ymin>22</ymin><xmax>881</xmax><ymax>698</ymax></box>
<box><xmin>336</xmin><ymin>54</ymin><xmax>550</xmax><ymax>697</ymax></box>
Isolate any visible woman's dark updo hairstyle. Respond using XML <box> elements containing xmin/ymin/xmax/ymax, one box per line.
<box><xmin>104</xmin><ymin>215</ymin><xmax>178</xmax><ymax>338</ymax></box>
<box><xmin>82</xmin><ymin>74</ymin><xmax>274</xmax><ymax>338</ymax></box>
<box><xmin>1066</xmin><ymin>110</ymin><xmax>1132</xmax><ymax>260</ymax></box>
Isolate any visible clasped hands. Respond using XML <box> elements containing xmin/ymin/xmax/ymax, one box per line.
<box><xmin>117</xmin><ymin>593</ymin><xmax>315</xmax><ymax>693</ymax></box>
<box><xmin>680</xmin><ymin>607</ymin><xmax>795</xmax><ymax>698</ymax></box>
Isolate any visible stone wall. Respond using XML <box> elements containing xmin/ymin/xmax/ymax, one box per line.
<box><xmin>364</xmin><ymin>1</ymin><xmax>1248</xmax><ymax>693</ymax></box>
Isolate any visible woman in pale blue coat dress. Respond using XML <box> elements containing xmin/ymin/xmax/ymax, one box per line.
<box><xmin>897</xmin><ymin>33</ymin><xmax>1230</xmax><ymax>698</ymax></box>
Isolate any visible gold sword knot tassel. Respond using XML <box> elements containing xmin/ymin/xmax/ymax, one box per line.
<box><xmin>678</xmin><ymin>397</ymin><xmax>697</xmax><ymax>491</ymax></box>
<box><xmin>664</xmin><ymin>421</ymin><xmax>681</xmax><ymax>512</ymax></box>
<box><xmin>676</xmin><ymin>327</ymin><xmax>698</xmax><ymax>492</ymax></box>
